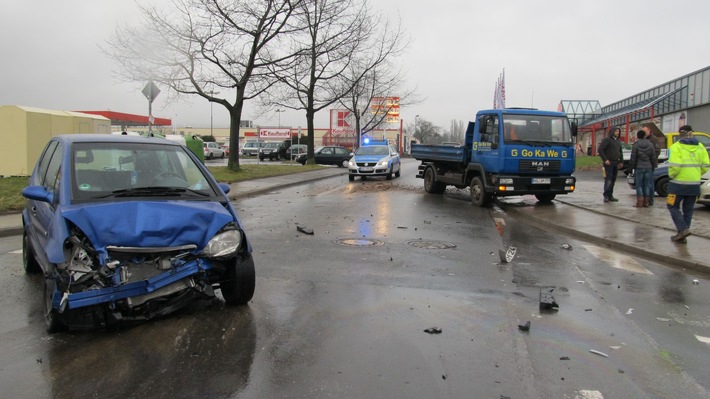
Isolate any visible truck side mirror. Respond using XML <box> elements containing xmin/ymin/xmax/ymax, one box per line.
<box><xmin>570</xmin><ymin>122</ymin><xmax>578</xmax><ymax>137</ymax></box>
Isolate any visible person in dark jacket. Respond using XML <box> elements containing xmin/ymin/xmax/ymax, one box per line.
<box><xmin>630</xmin><ymin>130</ymin><xmax>658</xmax><ymax>207</ymax></box>
<box><xmin>598</xmin><ymin>126</ymin><xmax>624</xmax><ymax>202</ymax></box>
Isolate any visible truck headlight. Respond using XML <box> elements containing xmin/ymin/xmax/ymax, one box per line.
<box><xmin>203</xmin><ymin>230</ymin><xmax>242</xmax><ymax>258</ymax></box>
<box><xmin>565</xmin><ymin>178</ymin><xmax>575</xmax><ymax>184</ymax></box>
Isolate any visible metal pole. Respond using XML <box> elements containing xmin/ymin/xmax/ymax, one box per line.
<box><xmin>209</xmin><ymin>91</ymin><xmax>220</xmax><ymax>137</ymax></box>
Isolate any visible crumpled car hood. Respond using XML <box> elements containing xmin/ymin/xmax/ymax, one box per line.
<box><xmin>46</xmin><ymin>201</ymin><xmax>235</xmax><ymax>263</ymax></box>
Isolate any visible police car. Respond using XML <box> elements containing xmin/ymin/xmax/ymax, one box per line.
<box><xmin>347</xmin><ymin>139</ymin><xmax>401</xmax><ymax>181</ymax></box>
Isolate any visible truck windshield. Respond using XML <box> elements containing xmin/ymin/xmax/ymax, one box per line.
<box><xmin>502</xmin><ymin>115</ymin><xmax>572</xmax><ymax>144</ymax></box>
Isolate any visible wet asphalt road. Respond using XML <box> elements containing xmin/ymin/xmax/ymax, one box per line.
<box><xmin>0</xmin><ymin>160</ymin><xmax>709</xmax><ymax>398</ymax></box>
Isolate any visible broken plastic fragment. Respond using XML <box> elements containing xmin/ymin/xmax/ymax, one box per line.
<box><xmin>498</xmin><ymin>246</ymin><xmax>517</xmax><ymax>263</ymax></box>
<box><xmin>589</xmin><ymin>349</ymin><xmax>609</xmax><ymax>358</ymax></box>
<box><xmin>297</xmin><ymin>225</ymin><xmax>314</xmax><ymax>235</ymax></box>
<box><xmin>560</xmin><ymin>243</ymin><xmax>573</xmax><ymax>250</ymax></box>
<box><xmin>693</xmin><ymin>279</ymin><xmax>700</xmax><ymax>285</ymax></box>
<box><xmin>518</xmin><ymin>321</ymin><xmax>531</xmax><ymax>331</ymax></box>
<box><xmin>423</xmin><ymin>327</ymin><xmax>442</xmax><ymax>334</ymax></box>
<box><xmin>626</xmin><ymin>308</ymin><xmax>633</xmax><ymax>315</ymax></box>
<box><xmin>539</xmin><ymin>286</ymin><xmax>559</xmax><ymax>311</ymax></box>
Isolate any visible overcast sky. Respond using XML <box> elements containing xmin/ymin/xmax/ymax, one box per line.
<box><xmin>2</xmin><ymin>0</ymin><xmax>710</xmax><ymax>132</ymax></box>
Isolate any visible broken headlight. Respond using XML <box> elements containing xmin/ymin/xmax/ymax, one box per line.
<box><xmin>203</xmin><ymin>229</ymin><xmax>242</xmax><ymax>258</ymax></box>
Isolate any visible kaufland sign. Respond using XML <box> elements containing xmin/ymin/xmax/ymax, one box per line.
<box><xmin>258</xmin><ymin>127</ymin><xmax>291</xmax><ymax>139</ymax></box>
<box><xmin>330</xmin><ymin>109</ymin><xmax>356</xmax><ymax>136</ymax></box>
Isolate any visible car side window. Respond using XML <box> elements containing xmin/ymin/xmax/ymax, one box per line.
<box><xmin>44</xmin><ymin>142</ymin><xmax>63</xmax><ymax>197</ymax></box>
<box><xmin>36</xmin><ymin>141</ymin><xmax>59</xmax><ymax>185</ymax></box>
<box><xmin>335</xmin><ymin>148</ymin><xmax>348</xmax><ymax>155</ymax></box>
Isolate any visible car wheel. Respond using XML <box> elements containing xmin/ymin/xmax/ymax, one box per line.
<box><xmin>348</xmin><ymin>174</ymin><xmax>355</xmax><ymax>182</ymax></box>
<box><xmin>470</xmin><ymin>176</ymin><xmax>491</xmax><ymax>207</ymax></box>
<box><xmin>535</xmin><ymin>193</ymin><xmax>556</xmax><ymax>203</ymax></box>
<box><xmin>220</xmin><ymin>152</ymin><xmax>225</xmax><ymax>159</ymax></box>
<box><xmin>341</xmin><ymin>160</ymin><xmax>349</xmax><ymax>168</ymax></box>
<box><xmin>23</xmin><ymin>231</ymin><xmax>42</xmax><ymax>274</ymax></box>
<box><xmin>44</xmin><ymin>278</ymin><xmax>65</xmax><ymax>333</ymax></box>
<box><xmin>395</xmin><ymin>166</ymin><xmax>401</xmax><ymax>178</ymax></box>
<box><xmin>386</xmin><ymin>167</ymin><xmax>393</xmax><ymax>180</ymax></box>
<box><xmin>220</xmin><ymin>255</ymin><xmax>256</xmax><ymax>305</ymax></box>
<box><xmin>423</xmin><ymin>167</ymin><xmax>446</xmax><ymax>194</ymax></box>
<box><xmin>655</xmin><ymin>176</ymin><xmax>669</xmax><ymax>197</ymax></box>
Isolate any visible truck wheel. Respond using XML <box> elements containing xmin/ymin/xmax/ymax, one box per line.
<box><xmin>424</xmin><ymin>167</ymin><xmax>446</xmax><ymax>194</ymax></box>
<box><xmin>655</xmin><ymin>177</ymin><xmax>669</xmax><ymax>197</ymax></box>
<box><xmin>220</xmin><ymin>255</ymin><xmax>256</xmax><ymax>305</ymax></box>
<box><xmin>535</xmin><ymin>193</ymin><xmax>556</xmax><ymax>203</ymax></box>
<box><xmin>470</xmin><ymin>177</ymin><xmax>490</xmax><ymax>207</ymax></box>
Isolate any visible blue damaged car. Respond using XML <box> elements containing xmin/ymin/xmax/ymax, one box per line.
<box><xmin>22</xmin><ymin>134</ymin><xmax>255</xmax><ymax>332</ymax></box>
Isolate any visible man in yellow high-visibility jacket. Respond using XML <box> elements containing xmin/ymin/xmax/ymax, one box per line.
<box><xmin>667</xmin><ymin>125</ymin><xmax>710</xmax><ymax>243</ymax></box>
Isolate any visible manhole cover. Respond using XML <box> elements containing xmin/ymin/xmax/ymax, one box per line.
<box><xmin>405</xmin><ymin>240</ymin><xmax>457</xmax><ymax>250</ymax></box>
<box><xmin>334</xmin><ymin>238</ymin><xmax>385</xmax><ymax>247</ymax></box>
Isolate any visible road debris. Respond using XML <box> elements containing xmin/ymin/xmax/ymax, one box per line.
<box><xmin>424</xmin><ymin>327</ymin><xmax>442</xmax><ymax>334</ymax></box>
<box><xmin>561</xmin><ymin>243</ymin><xmax>573</xmax><ymax>250</ymax></box>
<box><xmin>518</xmin><ymin>321</ymin><xmax>531</xmax><ymax>331</ymax></box>
<box><xmin>693</xmin><ymin>279</ymin><xmax>700</xmax><ymax>285</ymax></box>
<box><xmin>625</xmin><ymin>308</ymin><xmax>633</xmax><ymax>315</ymax></box>
<box><xmin>656</xmin><ymin>317</ymin><xmax>671</xmax><ymax>322</ymax></box>
<box><xmin>539</xmin><ymin>286</ymin><xmax>559</xmax><ymax>311</ymax></box>
<box><xmin>589</xmin><ymin>349</ymin><xmax>609</xmax><ymax>358</ymax></box>
<box><xmin>559</xmin><ymin>356</ymin><xmax>570</xmax><ymax>360</ymax></box>
<box><xmin>498</xmin><ymin>246</ymin><xmax>517</xmax><ymax>263</ymax></box>
<box><xmin>296</xmin><ymin>225</ymin><xmax>314</xmax><ymax>235</ymax></box>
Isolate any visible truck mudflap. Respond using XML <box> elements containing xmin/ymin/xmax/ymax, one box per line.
<box><xmin>489</xmin><ymin>175</ymin><xmax>576</xmax><ymax>196</ymax></box>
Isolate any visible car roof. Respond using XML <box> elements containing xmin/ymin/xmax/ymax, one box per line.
<box><xmin>53</xmin><ymin>133</ymin><xmax>180</xmax><ymax>146</ymax></box>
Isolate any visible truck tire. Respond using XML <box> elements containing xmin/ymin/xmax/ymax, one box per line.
<box><xmin>470</xmin><ymin>176</ymin><xmax>490</xmax><ymax>207</ymax></box>
<box><xmin>424</xmin><ymin>167</ymin><xmax>446</xmax><ymax>194</ymax></box>
<box><xmin>535</xmin><ymin>193</ymin><xmax>556</xmax><ymax>203</ymax></box>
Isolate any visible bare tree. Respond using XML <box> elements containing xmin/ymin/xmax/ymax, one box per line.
<box><xmin>335</xmin><ymin>18</ymin><xmax>420</xmax><ymax>149</ymax></box>
<box><xmin>266</xmin><ymin>0</ymin><xmax>385</xmax><ymax>161</ymax></box>
<box><xmin>105</xmin><ymin>0</ymin><xmax>302</xmax><ymax>170</ymax></box>
<box><xmin>411</xmin><ymin>117</ymin><xmax>440</xmax><ymax>144</ymax></box>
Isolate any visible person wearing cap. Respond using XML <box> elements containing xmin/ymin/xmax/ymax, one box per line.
<box><xmin>666</xmin><ymin>125</ymin><xmax>710</xmax><ymax>243</ymax></box>
<box><xmin>598</xmin><ymin>126</ymin><xmax>624</xmax><ymax>202</ymax></box>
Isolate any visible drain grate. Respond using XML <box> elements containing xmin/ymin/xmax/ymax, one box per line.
<box><xmin>405</xmin><ymin>240</ymin><xmax>457</xmax><ymax>250</ymax></box>
<box><xmin>334</xmin><ymin>238</ymin><xmax>385</xmax><ymax>247</ymax></box>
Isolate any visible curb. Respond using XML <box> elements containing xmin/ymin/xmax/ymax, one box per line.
<box><xmin>505</xmin><ymin>202</ymin><xmax>710</xmax><ymax>275</ymax></box>
<box><xmin>227</xmin><ymin>168</ymin><xmax>348</xmax><ymax>201</ymax></box>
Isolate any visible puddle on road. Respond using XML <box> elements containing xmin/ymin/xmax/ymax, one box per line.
<box><xmin>583</xmin><ymin>244</ymin><xmax>654</xmax><ymax>275</ymax></box>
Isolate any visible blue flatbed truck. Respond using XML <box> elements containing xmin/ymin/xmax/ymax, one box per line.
<box><xmin>412</xmin><ymin>108</ymin><xmax>577</xmax><ymax>206</ymax></box>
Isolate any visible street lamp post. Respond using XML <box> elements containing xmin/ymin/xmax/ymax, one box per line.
<box><xmin>275</xmin><ymin>109</ymin><xmax>284</xmax><ymax>127</ymax></box>
<box><xmin>208</xmin><ymin>90</ymin><xmax>220</xmax><ymax>137</ymax></box>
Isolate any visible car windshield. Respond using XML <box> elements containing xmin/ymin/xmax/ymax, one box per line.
<box><xmin>355</xmin><ymin>146</ymin><xmax>390</xmax><ymax>156</ymax></box>
<box><xmin>72</xmin><ymin>142</ymin><xmax>215</xmax><ymax>201</ymax></box>
<box><xmin>264</xmin><ymin>142</ymin><xmax>280</xmax><ymax>148</ymax></box>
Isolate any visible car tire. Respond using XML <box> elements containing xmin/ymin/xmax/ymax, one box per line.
<box><xmin>348</xmin><ymin>174</ymin><xmax>355</xmax><ymax>181</ymax></box>
<box><xmin>220</xmin><ymin>255</ymin><xmax>256</xmax><ymax>305</ymax></box>
<box><xmin>23</xmin><ymin>231</ymin><xmax>42</xmax><ymax>274</ymax></box>
<box><xmin>341</xmin><ymin>160</ymin><xmax>349</xmax><ymax>168</ymax></box>
<box><xmin>423</xmin><ymin>167</ymin><xmax>446</xmax><ymax>194</ymax></box>
<box><xmin>386</xmin><ymin>168</ymin><xmax>393</xmax><ymax>180</ymax></box>
<box><xmin>395</xmin><ymin>166</ymin><xmax>401</xmax><ymax>178</ymax></box>
<box><xmin>470</xmin><ymin>176</ymin><xmax>491</xmax><ymax>207</ymax></box>
<box><xmin>220</xmin><ymin>152</ymin><xmax>225</xmax><ymax>159</ymax></box>
<box><xmin>44</xmin><ymin>278</ymin><xmax>65</xmax><ymax>333</ymax></box>
<box><xmin>655</xmin><ymin>176</ymin><xmax>669</xmax><ymax>197</ymax></box>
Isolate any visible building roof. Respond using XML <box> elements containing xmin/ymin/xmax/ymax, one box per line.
<box><xmin>75</xmin><ymin>110</ymin><xmax>172</xmax><ymax>127</ymax></box>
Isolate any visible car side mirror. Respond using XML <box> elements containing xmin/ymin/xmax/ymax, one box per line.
<box><xmin>22</xmin><ymin>185</ymin><xmax>54</xmax><ymax>204</ymax></box>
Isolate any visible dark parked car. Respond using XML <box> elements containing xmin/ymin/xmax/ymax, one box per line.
<box><xmin>22</xmin><ymin>134</ymin><xmax>255</xmax><ymax>332</ymax></box>
<box><xmin>259</xmin><ymin>141</ymin><xmax>286</xmax><ymax>161</ymax></box>
<box><xmin>286</xmin><ymin>144</ymin><xmax>307</xmax><ymax>160</ymax></box>
<box><xmin>295</xmin><ymin>145</ymin><xmax>351</xmax><ymax>167</ymax></box>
